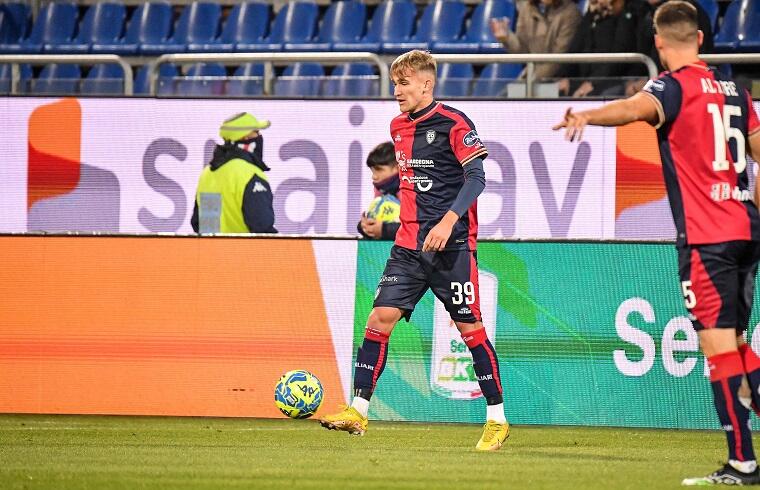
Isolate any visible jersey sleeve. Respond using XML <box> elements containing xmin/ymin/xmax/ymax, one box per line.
<box><xmin>449</xmin><ymin>116</ymin><xmax>488</xmax><ymax>165</ymax></box>
<box><xmin>641</xmin><ymin>74</ymin><xmax>682</xmax><ymax>129</ymax></box>
<box><xmin>747</xmin><ymin>89</ymin><xmax>760</xmax><ymax>138</ymax></box>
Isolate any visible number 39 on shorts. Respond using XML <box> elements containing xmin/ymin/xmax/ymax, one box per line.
<box><xmin>451</xmin><ymin>281</ymin><xmax>475</xmax><ymax>305</ymax></box>
<box><xmin>681</xmin><ymin>280</ymin><xmax>697</xmax><ymax>309</ymax></box>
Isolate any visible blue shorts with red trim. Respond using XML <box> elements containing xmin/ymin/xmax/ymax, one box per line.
<box><xmin>677</xmin><ymin>240</ymin><xmax>760</xmax><ymax>331</ymax></box>
<box><xmin>373</xmin><ymin>245</ymin><xmax>481</xmax><ymax>323</ymax></box>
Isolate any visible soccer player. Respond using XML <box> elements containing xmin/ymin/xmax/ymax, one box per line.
<box><xmin>320</xmin><ymin>50</ymin><xmax>509</xmax><ymax>451</ymax></box>
<box><xmin>553</xmin><ymin>1</ymin><xmax>760</xmax><ymax>484</ymax></box>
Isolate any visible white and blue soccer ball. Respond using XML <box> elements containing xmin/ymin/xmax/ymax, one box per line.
<box><xmin>274</xmin><ymin>370</ymin><xmax>324</xmax><ymax>419</ymax></box>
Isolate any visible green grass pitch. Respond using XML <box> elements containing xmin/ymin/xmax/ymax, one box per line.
<box><xmin>0</xmin><ymin>414</ymin><xmax>734</xmax><ymax>489</ymax></box>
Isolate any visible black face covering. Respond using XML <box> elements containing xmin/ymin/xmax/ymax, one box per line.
<box><xmin>373</xmin><ymin>172</ymin><xmax>400</xmax><ymax>196</ymax></box>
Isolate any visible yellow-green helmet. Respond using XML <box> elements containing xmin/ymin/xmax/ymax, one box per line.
<box><xmin>219</xmin><ymin>112</ymin><xmax>271</xmax><ymax>142</ymax></box>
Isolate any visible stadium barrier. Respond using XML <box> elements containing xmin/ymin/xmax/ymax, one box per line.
<box><xmin>148</xmin><ymin>52</ymin><xmax>660</xmax><ymax>97</ymax></box>
<box><xmin>3</xmin><ymin>234</ymin><xmax>760</xmax><ymax>430</ymax></box>
<box><xmin>0</xmin><ymin>54</ymin><xmax>134</xmax><ymax>95</ymax></box>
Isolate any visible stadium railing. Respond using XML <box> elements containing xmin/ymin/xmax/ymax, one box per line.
<box><xmin>147</xmin><ymin>52</ymin><xmax>660</xmax><ymax>98</ymax></box>
<box><xmin>0</xmin><ymin>53</ymin><xmax>133</xmax><ymax>94</ymax></box>
<box><xmin>1</xmin><ymin>52</ymin><xmax>757</xmax><ymax>98</ymax></box>
<box><xmin>147</xmin><ymin>51</ymin><xmax>389</xmax><ymax>96</ymax></box>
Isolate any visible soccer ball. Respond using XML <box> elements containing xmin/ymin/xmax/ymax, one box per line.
<box><xmin>274</xmin><ymin>370</ymin><xmax>323</xmax><ymax>419</ymax></box>
<box><xmin>365</xmin><ymin>195</ymin><xmax>400</xmax><ymax>222</ymax></box>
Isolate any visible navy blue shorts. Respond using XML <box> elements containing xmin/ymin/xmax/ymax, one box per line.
<box><xmin>677</xmin><ymin>240</ymin><xmax>760</xmax><ymax>332</ymax></box>
<box><xmin>373</xmin><ymin>245</ymin><xmax>481</xmax><ymax>323</ymax></box>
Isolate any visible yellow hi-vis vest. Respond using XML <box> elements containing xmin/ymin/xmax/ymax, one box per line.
<box><xmin>195</xmin><ymin>158</ymin><xmax>268</xmax><ymax>233</ymax></box>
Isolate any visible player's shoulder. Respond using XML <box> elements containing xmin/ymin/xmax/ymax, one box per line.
<box><xmin>437</xmin><ymin>104</ymin><xmax>477</xmax><ymax>128</ymax></box>
<box><xmin>642</xmin><ymin>71</ymin><xmax>681</xmax><ymax>96</ymax></box>
<box><xmin>390</xmin><ymin>112</ymin><xmax>408</xmax><ymax>129</ymax></box>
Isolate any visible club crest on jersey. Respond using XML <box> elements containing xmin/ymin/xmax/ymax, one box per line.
<box><xmin>426</xmin><ymin>130</ymin><xmax>436</xmax><ymax>145</ymax></box>
<box><xmin>463</xmin><ymin>130</ymin><xmax>482</xmax><ymax>147</ymax></box>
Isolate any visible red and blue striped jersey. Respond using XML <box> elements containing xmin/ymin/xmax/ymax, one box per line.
<box><xmin>390</xmin><ymin>101</ymin><xmax>488</xmax><ymax>251</ymax></box>
<box><xmin>642</xmin><ymin>61</ymin><xmax>760</xmax><ymax>245</ymax></box>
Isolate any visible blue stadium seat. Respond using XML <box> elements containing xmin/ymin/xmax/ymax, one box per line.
<box><xmin>714</xmin><ymin>0</ymin><xmax>745</xmax><ymax>52</ymax></box>
<box><xmin>739</xmin><ymin>0</ymin><xmax>760</xmax><ymax>51</ymax></box>
<box><xmin>471</xmin><ymin>63</ymin><xmax>522</xmax><ymax>96</ymax></box>
<box><xmin>275</xmin><ymin>62</ymin><xmax>324</xmax><ymax>96</ymax></box>
<box><xmin>436</xmin><ymin>63</ymin><xmax>473</xmax><ymax>97</ymax></box>
<box><xmin>0</xmin><ymin>3</ymin><xmax>30</xmax><ymax>49</ymax></box>
<box><xmin>174</xmin><ymin>62</ymin><xmax>227</xmax><ymax>96</ymax></box>
<box><xmin>142</xmin><ymin>2</ymin><xmax>221</xmax><ymax>55</ymax></box>
<box><xmin>250</xmin><ymin>1</ymin><xmax>318</xmax><ymax>52</ymax></box>
<box><xmin>189</xmin><ymin>2</ymin><xmax>270</xmax><ymax>52</ymax></box>
<box><xmin>92</xmin><ymin>2</ymin><xmax>173</xmax><ymax>55</ymax></box>
<box><xmin>80</xmin><ymin>63</ymin><xmax>125</xmax><ymax>95</ymax></box>
<box><xmin>322</xmin><ymin>63</ymin><xmax>377</xmax><ymax>96</ymax></box>
<box><xmin>0</xmin><ymin>63</ymin><xmax>31</xmax><ymax>93</ymax></box>
<box><xmin>695</xmin><ymin>0</ymin><xmax>719</xmax><ymax>30</ymax></box>
<box><xmin>288</xmin><ymin>0</ymin><xmax>367</xmax><ymax>52</ymax></box>
<box><xmin>226</xmin><ymin>63</ymin><xmax>265</xmax><ymax>96</ymax></box>
<box><xmin>134</xmin><ymin>62</ymin><xmax>178</xmax><ymax>95</ymax></box>
<box><xmin>384</xmin><ymin>0</ymin><xmax>467</xmax><ymax>53</ymax></box>
<box><xmin>434</xmin><ymin>0</ymin><xmax>515</xmax><ymax>54</ymax></box>
<box><xmin>3</xmin><ymin>2</ymin><xmax>78</xmax><ymax>54</ymax></box>
<box><xmin>337</xmin><ymin>0</ymin><xmax>416</xmax><ymax>53</ymax></box>
<box><xmin>32</xmin><ymin>63</ymin><xmax>81</xmax><ymax>95</ymax></box>
<box><xmin>55</xmin><ymin>3</ymin><xmax>126</xmax><ymax>54</ymax></box>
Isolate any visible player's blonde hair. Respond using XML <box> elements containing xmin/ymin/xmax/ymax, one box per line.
<box><xmin>390</xmin><ymin>50</ymin><xmax>437</xmax><ymax>80</ymax></box>
<box><xmin>654</xmin><ymin>1</ymin><xmax>698</xmax><ymax>44</ymax></box>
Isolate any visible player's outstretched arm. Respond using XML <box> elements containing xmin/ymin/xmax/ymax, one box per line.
<box><xmin>552</xmin><ymin>92</ymin><xmax>660</xmax><ymax>142</ymax></box>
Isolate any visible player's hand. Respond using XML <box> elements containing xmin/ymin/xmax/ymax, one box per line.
<box><xmin>423</xmin><ymin>212</ymin><xmax>458</xmax><ymax>252</ymax></box>
<box><xmin>573</xmin><ymin>81</ymin><xmax>594</xmax><ymax>97</ymax></box>
<box><xmin>361</xmin><ymin>216</ymin><xmax>382</xmax><ymax>239</ymax></box>
<box><xmin>552</xmin><ymin>107</ymin><xmax>590</xmax><ymax>142</ymax></box>
<box><xmin>557</xmin><ymin>78</ymin><xmax>570</xmax><ymax>95</ymax></box>
<box><xmin>489</xmin><ymin>17</ymin><xmax>510</xmax><ymax>41</ymax></box>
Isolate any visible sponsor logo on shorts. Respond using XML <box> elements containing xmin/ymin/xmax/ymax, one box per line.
<box><xmin>355</xmin><ymin>362</ymin><xmax>375</xmax><ymax>370</ymax></box>
<box><xmin>380</xmin><ymin>275</ymin><xmax>398</xmax><ymax>283</ymax></box>
<box><xmin>457</xmin><ymin>307</ymin><xmax>472</xmax><ymax>315</ymax></box>
<box><xmin>477</xmin><ymin>374</ymin><xmax>493</xmax><ymax>381</ymax></box>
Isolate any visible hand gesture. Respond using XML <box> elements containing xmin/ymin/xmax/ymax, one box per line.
<box><xmin>552</xmin><ymin>107</ymin><xmax>590</xmax><ymax>142</ymax></box>
<box><xmin>572</xmin><ymin>80</ymin><xmax>594</xmax><ymax>97</ymax></box>
<box><xmin>361</xmin><ymin>215</ymin><xmax>382</xmax><ymax>239</ymax></box>
<box><xmin>422</xmin><ymin>220</ymin><xmax>454</xmax><ymax>252</ymax></box>
<box><xmin>489</xmin><ymin>17</ymin><xmax>510</xmax><ymax>41</ymax></box>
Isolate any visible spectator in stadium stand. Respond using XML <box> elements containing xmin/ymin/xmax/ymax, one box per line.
<box><xmin>357</xmin><ymin>142</ymin><xmax>401</xmax><ymax>240</ymax></box>
<box><xmin>489</xmin><ymin>0</ymin><xmax>582</xmax><ymax>82</ymax></box>
<box><xmin>190</xmin><ymin>112</ymin><xmax>277</xmax><ymax>234</ymax></box>
<box><xmin>556</xmin><ymin>0</ymin><xmax>654</xmax><ymax>97</ymax></box>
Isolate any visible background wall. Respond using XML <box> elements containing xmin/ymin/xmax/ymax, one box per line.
<box><xmin>4</xmin><ymin>236</ymin><xmax>760</xmax><ymax>429</ymax></box>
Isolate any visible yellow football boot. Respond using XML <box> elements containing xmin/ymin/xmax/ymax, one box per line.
<box><xmin>475</xmin><ymin>420</ymin><xmax>510</xmax><ymax>451</ymax></box>
<box><xmin>319</xmin><ymin>405</ymin><xmax>368</xmax><ymax>436</ymax></box>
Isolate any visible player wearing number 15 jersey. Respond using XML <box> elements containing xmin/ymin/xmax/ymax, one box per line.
<box><xmin>554</xmin><ymin>1</ymin><xmax>760</xmax><ymax>485</ymax></box>
<box><xmin>320</xmin><ymin>50</ymin><xmax>508</xmax><ymax>451</ymax></box>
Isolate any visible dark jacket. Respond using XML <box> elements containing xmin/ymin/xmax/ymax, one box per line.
<box><xmin>560</xmin><ymin>0</ymin><xmax>654</xmax><ymax>79</ymax></box>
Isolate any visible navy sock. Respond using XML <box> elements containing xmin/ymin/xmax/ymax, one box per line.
<box><xmin>739</xmin><ymin>344</ymin><xmax>760</xmax><ymax>416</ymax></box>
<box><xmin>462</xmin><ymin>327</ymin><xmax>503</xmax><ymax>405</ymax></box>
<box><xmin>352</xmin><ymin>327</ymin><xmax>390</xmax><ymax>401</ymax></box>
<box><xmin>709</xmin><ymin>351</ymin><xmax>755</xmax><ymax>462</ymax></box>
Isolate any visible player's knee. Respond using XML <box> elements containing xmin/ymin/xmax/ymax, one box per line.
<box><xmin>367</xmin><ymin>307</ymin><xmax>400</xmax><ymax>333</ymax></box>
